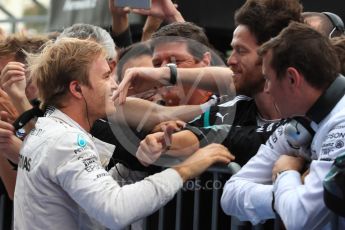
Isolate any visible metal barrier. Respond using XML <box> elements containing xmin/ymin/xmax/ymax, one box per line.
<box><xmin>142</xmin><ymin>165</ymin><xmax>238</xmax><ymax>230</ymax></box>
<box><xmin>140</xmin><ymin>165</ymin><xmax>283</xmax><ymax>230</ymax></box>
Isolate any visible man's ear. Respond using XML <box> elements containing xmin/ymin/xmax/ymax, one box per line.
<box><xmin>201</xmin><ymin>52</ymin><xmax>212</xmax><ymax>66</ymax></box>
<box><xmin>69</xmin><ymin>81</ymin><xmax>83</xmax><ymax>99</ymax></box>
<box><xmin>108</xmin><ymin>59</ymin><xmax>117</xmax><ymax>74</ymax></box>
<box><xmin>286</xmin><ymin>67</ymin><xmax>302</xmax><ymax>88</ymax></box>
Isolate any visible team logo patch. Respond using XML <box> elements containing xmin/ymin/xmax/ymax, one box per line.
<box><xmin>335</xmin><ymin>140</ymin><xmax>344</xmax><ymax>149</ymax></box>
<box><xmin>77</xmin><ymin>134</ymin><xmax>87</xmax><ymax>147</ymax></box>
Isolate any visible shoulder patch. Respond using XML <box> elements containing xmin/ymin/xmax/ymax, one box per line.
<box><xmin>77</xmin><ymin>134</ymin><xmax>87</xmax><ymax>147</ymax></box>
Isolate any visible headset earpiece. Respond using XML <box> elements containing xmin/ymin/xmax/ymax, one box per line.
<box><xmin>322</xmin><ymin>12</ymin><xmax>345</xmax><ymax>36</ymax></box>
<box><xmin>284</xmin><ymin>117</ymin><xmax>314</xmax><ymax>150</ymax></box>
<box><xmin>75</xmin><ymin>85</ymin><xmax>82</xmax><ymax>93</ymax></box>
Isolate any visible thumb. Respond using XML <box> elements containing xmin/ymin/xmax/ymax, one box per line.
<box><xmin>0</xmin><ymin>111</ymin><xmax>10</xmax><ymax>122</ymax></box>
<box><xmin>131</xmin><ymin>8</ymin><xmax>150</xmax><ymax>16</ymax></box>
<box><xmin>162</xmin><ymin>124</ymin><xmax>175</xmax><ymax>147</ymax></box>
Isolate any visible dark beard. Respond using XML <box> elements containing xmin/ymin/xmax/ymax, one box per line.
<box><xmin>235</xmin><ymin>77</ymin><xmax>265</xmax><ymax>97</ymax></box>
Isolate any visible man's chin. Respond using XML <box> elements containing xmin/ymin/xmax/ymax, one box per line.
<box><xmin>234</xmin><ymin>82</ymin><xmax>252</xmax><ymax>97</ymax></box>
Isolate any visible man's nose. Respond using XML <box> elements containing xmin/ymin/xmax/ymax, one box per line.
<box><xmin>227</xmin><ymin>53</ymin><xmax>237</xmax><ymax>66</ymax></box>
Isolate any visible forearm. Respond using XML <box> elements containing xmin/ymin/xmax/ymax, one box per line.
<box><xmin>159</xmin><ymin>66</ymin><xmax>234</xmax><ymax>95</ymax></box>
<box><xmin>221</xmin><ymin>180</ymin><xmax>274</xmax><ymax>224</ymax></box>
<box><xmin>12</xmin><ymin>95</ymin><xmax>32</xmax><ymax>115</ymax></box>
<box><xmin>2</xmin><ymin>136</ymin><xmax>21</xmax><ymax>164</ymax></box>
<box><xmin>274</xmin><ymin>163</ymin><xmax>331</xmax><ymax>230</ymax></box>
<box><xmin>142</xmin><ymin>16</ymin><xmax>162</xmax><ymax>41</ymax></box>
<box><xmin>111</xmin><ymin>14</ymin><xmax>129</xmax><ymax>36</ymax></box>
<box><xmin>0</xmin><ymin>155</ymin><xmax>17</xmax><ymax>200</ymax></box>
<box><xmin>112</xmin><ymin>98</ymin><xmax>202</xmax><ymax>131</ymax></box>
<box><xmin>166</xmin><ymin>11</ymin><xmax>184</xmax><ymax>23</ymax></box>
<box><xmin>9</xmin><ymin>94</ymin><xmax>35</xmax><ymax>134</ymax></box>
<box><xmin>61</xmin><ymin>164</ymin><xmax>182</xmax><ymax>228</ymax></box>
<box><xmin>167</xmin><ymin>130</ymin><xmax>200</xmax><ymax>157</ymax></box>
<box><xmin>221</xmin><ymin>144</ymin><xmax>281</xmax><ymax>223</ymax></box>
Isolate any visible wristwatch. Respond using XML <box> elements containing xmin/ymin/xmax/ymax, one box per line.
<box><xmin>166</xmin><ymin>63</ymin><xmax>177</xmax><ymax>85</ymax></box>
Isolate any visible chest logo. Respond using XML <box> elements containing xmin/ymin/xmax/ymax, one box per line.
<box><xmin>77</xmin><ymin>134</ymin><xmax>87</xmax><ymax>147</ymax></box>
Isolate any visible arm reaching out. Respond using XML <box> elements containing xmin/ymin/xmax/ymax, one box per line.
<box><xmin>113</xmin><ymin>66</ymin><xmax>234</xmax><ymax>104</ymax></box>
<box><xmin>109</xmin><ymin>0</ymin><xmax>131</xmax><ymax>36</ymax></box>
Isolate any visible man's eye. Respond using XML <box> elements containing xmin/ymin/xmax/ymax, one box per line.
<box><xmin>237</xmin><ymin>47</ymin><xmax>246</xmax><ymax>54</ymax></box>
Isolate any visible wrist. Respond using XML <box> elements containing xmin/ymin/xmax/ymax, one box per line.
<box><xmin>111</xmin><ymin>18</ymin><xmax>129</xmax><ymax>35</ymax></box>
<box><xmin>13</xmin><ymin>97</ymin><xmax>32</xmax><ymax>114</ymax></box>
<box><xmin>166</xmin><ymin>12</ymin><xmax>184</xmax><ymax>23</ymax></box>
<box><xmin>200</xmin><ymin>97</ymin><xmax>217</xmax><ymax>113</ymax></box>
<box><xmin>166</xmin><ymin>63</ymin><xmax>177</xmax><ymax>85</ymax></box>
<box><xmin>172</xmin><ymin>166</ymin><xmax>189</xmax><ymax>182</ymax></box>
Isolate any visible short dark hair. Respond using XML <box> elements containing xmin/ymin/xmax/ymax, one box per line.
<box><xmin>235</xmin><ymin>0</ymin><xmax>303</xmax><ymax>45</ymax></box>
<box><xmin>331</xmin><ymin>35</ymin><xmax>345</xmax><ymax>76</ymax></box>
<box><xmin>116</xmin><ymin>42</ymin><xmax>152</xmax><ymax>82</ymax></box>
<box><xmin>151</xmin><ymin>22</ymin><xmax>212</xmax><ymax>61</ymax></box>
<box><xmin>0</xmin><ymin>34</ymin><xmax>48</xmax><ymax>63</ymax></box>
<box><xmin>258</xmin><ymin>22</ymin><xmax>340</xmax><ymax>90</ymax></box>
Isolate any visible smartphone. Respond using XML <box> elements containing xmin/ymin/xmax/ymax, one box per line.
<box><xmin>115</xmin><ymin>0</ymin><xmax>151</xmax><ymax>9</ymax></box>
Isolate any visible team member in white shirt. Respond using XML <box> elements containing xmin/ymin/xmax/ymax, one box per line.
<box><xmin>221</xmin><ymin>22</ymin><xmax>345</xmax><ymax>229</ymax></box>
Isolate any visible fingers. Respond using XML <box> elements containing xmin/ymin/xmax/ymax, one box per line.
<box><xmin>145</xmin><ymin>132</ymin><xmax>165</xmax><ymax>152</ymax></box>
<box><xmin>162</xmin><ymin>125</ymin><xmax>173</xmax><ymax>148</ymax></box>
<box><xmin>2</xmin><ymin>75</ymin><xmax>25</xmax><ymax>89</ymax></box>
<box><xmin>113</xmin><ymin>69</ymin><xmax>133</xmax><ymax>104</ymax></box>
<box><xmin>136</xmin><ymin>132</ymin><xmax>165</xmax><ymax>166</ymax></box>
<box><xmin>201</xmin><ymin>143</ymin><xmax>235</xmax><ymax>162</ymax></box>
<box><xmin>120</xmin><ymin>83</ymin><xmax>130</xmax><ymax>104</ymax></box>
<box><xmin>0</xmin><ymin>111</ymin><xmax>14</xmax><ymax>135</ymax></box>
<box><xmin>175</xmin><ymin>120</ymin><xmax>186</xmax><ymax>129</ymax></box>
<box><xmin>0</xmin><ymin>62</ymin><xmax>25</xmax><ymax>81</ymax></box>
<box><xmin>1</xmin><ymin>62</ymin><xmax>25</xmax><ymax>74</ymax></box>
<box><xmin>122</xmin><ymin>6</ymin><xmax>131</xmax><ymax>13</ymax></box>
<box><xmin>152</xmin><ymin>120</ymin><xmax>185</xmax><ymax>133</ymax></box>
<box><xmin>131</xmin><ymin>8</ymin><xmax>151</xmax><ymax>16</ymax></box>
<box><xmin>212</xmin><ymin>155</ymin><xmax>233</xmax><ymax>164</ymax></box>
<box><xmin>0</xmin><ymin>111</ymin><xmax>9</xmax><ymax>122</ymax></box>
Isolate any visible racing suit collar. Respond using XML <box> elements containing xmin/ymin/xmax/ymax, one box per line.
<box><xmin>45</xmin><ymin>106</ymin><xmax>115</xmax><ymax>168</ymax></box>
<box><xmin>307</xmin><ymin>75</ymin><xmax>345</xmax><ymax>124</ymax></box>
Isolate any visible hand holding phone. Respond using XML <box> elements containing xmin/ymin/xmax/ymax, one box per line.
<box><xmin>128</xmin><ymin>0</ymin><xmax>184</xmax><ymax>23</ymax></box>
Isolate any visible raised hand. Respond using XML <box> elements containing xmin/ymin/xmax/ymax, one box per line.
<box><xmin>173</xmin><ymin>143</ymin><xmax>235</xmax><ymax>182</ymax></box>
<box><xmin>131</xmin><ymin>0</ymin><xmax>184</xmax><ymax>23</ymax></box>
<box><xmin>113</xmin><ymin>66</ymin><xmax>170</xmax><ymax>104</ymax></box>
<box><xmin>136</xmin><ymin>124</ymin><xmax>175</xmax><ymax>166</ymax></box>
<box><xmin>0</xmin><ymin>62</ymin><xmax>26</xmax><ymax>103</ymax></box>
<box><xmin>109</xmin><ymin>0</ymin><xmax>131</xmax><ymax>35</ymax></box>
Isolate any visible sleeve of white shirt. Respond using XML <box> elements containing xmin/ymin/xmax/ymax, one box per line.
<box><xmin>273</xmin><ymin>123</ymin><xmax>345</xmax><ymax>230</ymax></box>
<box><xmin>221</xmin><ymin>144</ymin><xmax>279</xmax><ymax>224</ymax></box>
<box><xmin>50</xmin><ymin>131</ymin><xmax>183</xmax><ymax>229</ymax></box>
<box><xmin>221</xmin><ymin>124</ymin><xmax>303</xmax><ymax>224</ymax></box>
